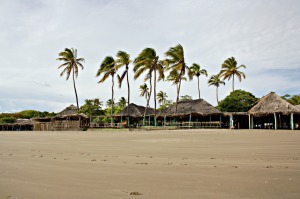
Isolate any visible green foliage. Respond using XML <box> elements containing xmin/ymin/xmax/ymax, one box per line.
<box><xmin>217</xmin><ymin>90</ymin><xmax>258</xmax><ymax>112</ymax></box>
<box><xmin>282</xmin><ymin>94</ymin><xmax>300</xmax><ymax>105</ymax></box>
<box><xmin>79</xmin><ymin>98</ymin><xmax>104</xmax><ymax>116</ymax></box>
<box><xmin>180</xmin><ymin>95</ymin><xmax>193</xmax><ymax>101</ymax></box>
<box><xmin>0</xmin><ymin>117</ymin><xmax>16</xmax><ymax>124</ymax></box>
<box><xmin>18</xmin><ymin>110</ymin><xmax>39</xmax><ymax>119</ymax></box>
<box><xmin>157</xmin><ymin>100</ymin><xmax>175</xmax><ymax>111</ymax></box>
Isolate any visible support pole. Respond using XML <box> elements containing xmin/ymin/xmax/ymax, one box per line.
<box><xmin>230</xmin><ymin>114</ymin><xmax>233</xmax><ymax>129</ymax></box>
<box><xmin>220</xmin><ymin>114</ymin><xmax>222</xmax><ymax>128</ymax></box>
<box><xmin>291</xmin><ymin>113</ymin><xmax>294</xmax><ymax>130</ymax></box>
<box><xmin>189</xmin><ymin>113</ymin><xmax>192</xmax><ymax>128</ymax></box>
<box><xmin>274</xmin><ymin>113</ymin><xmax>277</xmax><ymax>130</ymax></box>
<box><xmin>164</xmin><ymin>116</ymin><xmax>166</xmax><ymax>128</ymax></box>
<box><xmin>149</xmin><ymin>115</ymin><xmax>150</xmax><ymax>126</ymax></box>
<box><xmin>248</xmin><ymin>114</ymin><xmax>251</xmax><ymax>129</ymax></box>
<box><xmin>209</xmin><ymin>115</ymin><xmax>211</xmax><ymax>128</ymax></box>
<box><xmin>251</xmin><ymin>115</ymin><xmax>254</xmax><ymax>129</ymax></box>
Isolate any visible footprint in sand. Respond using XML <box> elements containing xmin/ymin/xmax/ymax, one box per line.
<box><xmin>130</xmin><ymin>192</ymin><xmax>142</xmax><ymax>196</ymax></box>
<box><xmin>91</xmin><ymin>159</ymin><xmax>97</xmax><ymax>162</ymax></box>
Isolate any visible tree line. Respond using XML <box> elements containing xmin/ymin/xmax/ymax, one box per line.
<box><xmin>57</xmin><ymin>44</ymin><xmax>247</xmax><ymax>124</ymax></box>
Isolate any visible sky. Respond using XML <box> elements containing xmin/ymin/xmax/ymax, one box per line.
<box><xmin>0</xmin><ymin>0</ymin><xmax>300</xmax><ymax>113</ymax></box>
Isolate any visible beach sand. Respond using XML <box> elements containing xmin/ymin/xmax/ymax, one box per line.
<box><xmin>0</xmin><ymin>129</ymin><xmax>299</xmax><ymax>199</ymax></box>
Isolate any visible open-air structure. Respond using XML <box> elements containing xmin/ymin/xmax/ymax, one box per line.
<box><xmin>248</xmin><ymin>92</ymin><xmax>300</xmax><ymax>130</ymax></box>
<box><xmin>157</xmin><ymin>99</ymin><xmax>222</xmax><ymax>128</ymax></box>
<box><xmin>33</xmin><ymin>105</ymin><xmax>89</xmax><ymax>131</ymax></box>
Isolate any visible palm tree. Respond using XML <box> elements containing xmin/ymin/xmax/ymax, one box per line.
<box><xmin>118</xmin><ymin>97</ymin><xmax>127</xmax><ymax>109</ymax></box>
<box><xmin>164</xmin><ymin>44</ymin><xmax>192</xmax><ymax>113</ymax></box>
<box><xmin>133</xmin><ymin>48</ymin><xmax>164</xmax><ymax>125</ymax></box>
<box><xmin>189</xmin><ymin>63</ymin><xmax>208</xmax><ymax>99</ymax></box>
<box><xmin>57</xmin><ymin>48</ymin><xmax>85</xmax><ymax>110</ymax></box>
<box><xmin>219</xmin><ymin>57</ymin><xmax>246</xmax><ymax>92</ymax></box>
<box><xmin>96</xmin><ymin>56</ymin><xmax>116</xmax><ymax>125</ymax></box>
<box><xmin>139</xmin><ymin>83</ymin><xmax>150</xmax><ymax>125</ymax></box>
<box><xmin>208</xmin><ymin>74</ymin><xmax>225</xmax><ymax>104</ymax></box>
<box><xmin>115</xmin><ymin>51</ymin><xmax>131</xmax><ymax>116</ymax></box>
<box><xmin>157</xmin><ymin>91</ymin><xmax>168</xmax><ymax>106</ymax></box>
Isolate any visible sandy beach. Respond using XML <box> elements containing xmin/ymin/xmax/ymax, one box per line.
<box><xmin>0</xmin><ymin>129</ymin><xmax>299</xmax><ymax>199</ymax></box>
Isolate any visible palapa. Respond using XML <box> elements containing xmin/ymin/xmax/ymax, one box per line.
<box><xmin>159</xmin><ymin>99</ymin><xmax>221</xmax><ymax>117</ymax></box>
<box><xmin>248</xmin><ymin>92</ymin><xmax>300</xmax><ymax>116</ymax></box>
<box><xmin>114</xmin><ymin>103</ymin><xmax>155</xmax><ymax>118</ymax></box>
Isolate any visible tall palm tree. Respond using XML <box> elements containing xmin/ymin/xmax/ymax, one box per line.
<box><xmin>57</xmin><ymin>48</ymin><xmax>84</xmax><ymax>110</ymax></box>
<box><xmin>96</xmin><ymin>56</ymin><xmax>116</xmax><ymax>125</ymax></box>
<box><xmin>115</xmin><ymin>51</ymin><xmax>131</xmax><ymax>116</ymax></box>
<box><xmin>133</xmin><ymin>48</ymin><xmax>164</xmax><ymax>125</ymax></box>
<box><xmin>157</xmin><ymin>91</ymin><xmax>168</xmax><ymax>106</ymax></box>
<box><xmin>164</xmin><ymin>44</ymin><xmax>192</xmax><ymax>113</ymax></box>
<box><xmin>189</xmin><ymin>63</ymin><xmax>208</xmax><ymax>99</ymax></box>
<box><xmin>219</xmin><ymin>57</ymin><xmax>246</xmax><ymax>92</ymax></box>
<box><xmin>208</xmin><ymin>74</ymin><xmax>225</xmax><ymax>104</ymax></box>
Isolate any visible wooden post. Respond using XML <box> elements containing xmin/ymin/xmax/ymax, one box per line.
<box><xmin>148</xmin><ymin>115</ymin><xmax>150</xmax><ymax>126</ymax></box>
<box><xmin>164</xmin><ymin>116</ymin><xmax>166</xmax><ymax>128</ymax></box>
<box><xmin>291</xmin><ymin>113</ymin><xmax>294</xmax><ymax>130</ymax></box>
<box><xmin>189</xmin><ymin>113</ymin><xmax>192</xmax><ymax>128</ymax></box>
<box><xmin>209</xmin><ymin>115</ymin><xmax>211</xmax><ymax>128</ymax></box>
<box><xmin>220</xmin><ymin>114</ymin><xmax>222</xmax><ymax>128</ymax></box>
<box><xmin>230</xmin><ymin>114</ymin><xmax>233</xmax><ymax>129</ymax></box>
<box><xmin>248</xmin><ymin>114</ymin><xmax>251</xmax><ymax>129</ymax></box>
<box><xmin>274</xmin><ymin>113</ymin><xmax>277</xmax><ymax>130</ymax></box>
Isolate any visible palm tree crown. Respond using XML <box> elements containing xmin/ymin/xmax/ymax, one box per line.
<box><xmin>219</xmin><ymin>57</ymin><xmax>246</xmax><ymax>92</ymax></box>
<box><xmin>208</xmin><ymin>74</ymin><xmax>225</xmax><ymax>104</ymax></box>
<box><xmin>157</xmin><ymin>91</ymin><xmax>168</xmax><ymax>106</ymax></box>
<box><xmin>57</xmin><ymin>48</ymin><xmax>84</xmax><ymax>110</ymax></box>
<box><xmin>189</xmin><ymin>63</ymin><xmax>208</xmax><ymax>99</ymax></box>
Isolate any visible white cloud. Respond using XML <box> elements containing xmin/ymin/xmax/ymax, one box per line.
<box><xmin>0</xmin><ymin>0</ymin><xmax>300</xmax><ymax>112</ymax></box>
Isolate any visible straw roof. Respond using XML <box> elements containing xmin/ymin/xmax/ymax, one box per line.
<box><xmin>296</xmin><ymin>104</ymin><xmax>300</xmax><ymax>110</ymax></box>
<box><xmin>114</xmin><ymin>103</ymin><xmax>155</xmax><ymax>117</ymax></box>
<box><xmin>56</xmin><ymin>104</ymin><xmax>78</xmax><ymax>117</ymax></box>
<box><xmin>248</xmin><ymin>92</ymin><xmax>300</xmax><ymax>116</ymax></box>
<box><xmin>55</xmin><ymin>104</ymin><xmax>88</xmax><ymax>118</ymax></box>
<box><xmin>160</xmin><ymin>99</ymin><xmax>221</xmax><ymax>116</ymax></box>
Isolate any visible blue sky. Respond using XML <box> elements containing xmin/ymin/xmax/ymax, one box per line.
<box><xmin>0</xmin><ymin>0</ymin><xmax>299</xmax><ymax>113</ymax></box>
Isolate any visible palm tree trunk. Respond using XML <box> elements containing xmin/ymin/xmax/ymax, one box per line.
<box><xmin>72</xmin><ymin>69</ymin><xmax>79</xmax><ymax>110</ymax></box>
<box><xmin>216</xmin><ymin>86</ymin><xmax>219</xmax><ymax>104</ymax></box>
<box><xmin>176</xmin><ymin>78</ymin><xmax>181</xmax><ymax>113</ymax></box>
<box><xmin>126</xmin><ymin>66</ymin><xmax>130</xmax><ymax>116</ymax></box>
<box><xmin>111</xmin><ymin>73</ymin><xmax>114</xmax><ymax>127</ymax></box>
<box><xmin>232</xmin><ymin>75</ymin><xmax>234</xmax><ymax>92</ymax></box>
<box><xmin>154</xmin><ymin>68</ymin><xmax>157</xmax><ymax>126</ymax></box>
<box><xmin>144</xmin><ymin>75</ymin><xmax>152</xmax><ymax>125</ymax></box>
<box><xmin>197</xmin><ymin>76</ymin><xmax>200</xmax><ymax>99</ymax></box>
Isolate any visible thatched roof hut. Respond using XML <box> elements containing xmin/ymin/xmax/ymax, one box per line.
<box><xmin>248</xmin><ymin>92</ymin><xmax>300</xmax><ymax>116</ymax></box>
<box><xmin>159</xmin><ymin>99</ymin><xmax>221</xmax><ymax>117</ymax></box>
<box><xmin>114</xmin><ymin>103</ymin><xmax>155</xmax><ymax>117</ymax></box>
<box><xmin>56</xmin><ymin>104</ymin><xmax>78</xmax><ymax>117</ymax></box>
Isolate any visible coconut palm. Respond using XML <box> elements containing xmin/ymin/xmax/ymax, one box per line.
<box><xmin>164</xmin><ymin>44</ymin><xmax>192</xmax><ymax>113</ymax></box>
<box><xmin>133</xmin><ymin>48</ymin><xmax>164</xmax><ymax>125</ymax></box>
<box><xmin>96</xmin><ymin>56</ymin><xmax>116</xmax><ymax>125</ymax></box>
<box><xmin>189</xmin><ymin>63</ymin><xmax>208</xmax><ymax>99</ymax></box>
<box><xmin>219</xmin><ymin>57</ymin><xmax>246</xmax><ymax>92</ymax></box>
<box><xmin>208</xmin><ymin>74</ymin><xmax>225</xmax><ymax>104</ymax></box>
<box><xmin>157</xmin><ymin>91</ymin><xmax>168</xmax><ymax>106</ymax></box>
<box><xmin>57</xmin><ymin>48</ymin><xmax>84</xmax><ymax>110</ymax></box>
<box><xmin>118</xmin><ymin>97</ymin><xmax>127</xmax><ymax>109</ymax></box>
<box><xmin>115</xmin><ymin>51</ymin><xmax>131</xmax><ymax>116</ymax></box>
<box><xmin>139</xmin><ymin>83</ymin><xmax>150</xmax><ymax>125</ymax></box>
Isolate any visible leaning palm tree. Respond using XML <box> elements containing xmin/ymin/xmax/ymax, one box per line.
<box><xmin>189</xmin><ymin>63</ymin><xmax>208</xmax><ymax>99</ymax></box>
<box><xmin>157</xmin><ymin>91</ymin><xmax>168</xmax><ymax>106</ymax></box>
<box><xmin>219</xmin><ymin>57</ymin><xmax>246</xmax><ymax>92</ymax></box>
<box><xmin>96</xmin><ymin>56</ymin><xmax>116</xmax><ymax>126</ymax></box>
<box><xmin>208</xmin><ymin>74</ymin><xmax>225</xmax><ymax>104</ymax></box>
<box><xmin>57</xmin><ymin>48</ymin><xmax>85</xmax><ymax>110</ymax></box>
<box><xmin>115</xmin><ymin>51</ymin><xmax>131</xmax><ymax>116</ymax></box>
<box><xmin>164</xmin><ymin>44</ymin><xmax>192</xmax><ymax>113</ymax></box>
<box><xmin>133</xmin><ymin>48</ymin><xmax>164</xmax><ymax>125</ymax></box>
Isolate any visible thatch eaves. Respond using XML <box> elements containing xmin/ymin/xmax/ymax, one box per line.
<box><xmin>248</xmin><ymin>92</ymin><xmax>300</xmax><ymax>116</ymax></box>
<box><xmin>160</xmin><ymin>99</ymin><xmax>221</xmax><ymax>117</ymax></box>
<box><xmin>114</xmin><ymin>103</ymin><xmax>155</xmax><ymax>117</ymax></box>
<box><xmin>296</xmin><ymin>104</ymin><xmax>300</xmax><ymax>110</ymax></box>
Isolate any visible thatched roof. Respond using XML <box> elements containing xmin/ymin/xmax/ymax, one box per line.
<box><xmin>114</xmin><ymin>103</ymin><xmax>155</xmax><ymax>117</ymax></box>
<box><xmin>159</xmin><ymin>99</ymin><xmax>221</xmax><ymax>117</ymax></box>
<box><xmin>248</xmin><ymin>92</ymin><xmax>300</xmax><ymax>116</ymax></box>
<box><xmin>56</xmin><ymin>104</ymin><xmax>78</xmax><ymax>117</ymax></box>
<box><xmin>296</xmin><ymin>104</ymin><xmax>300</xmax><ymax>110</ymax></box>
